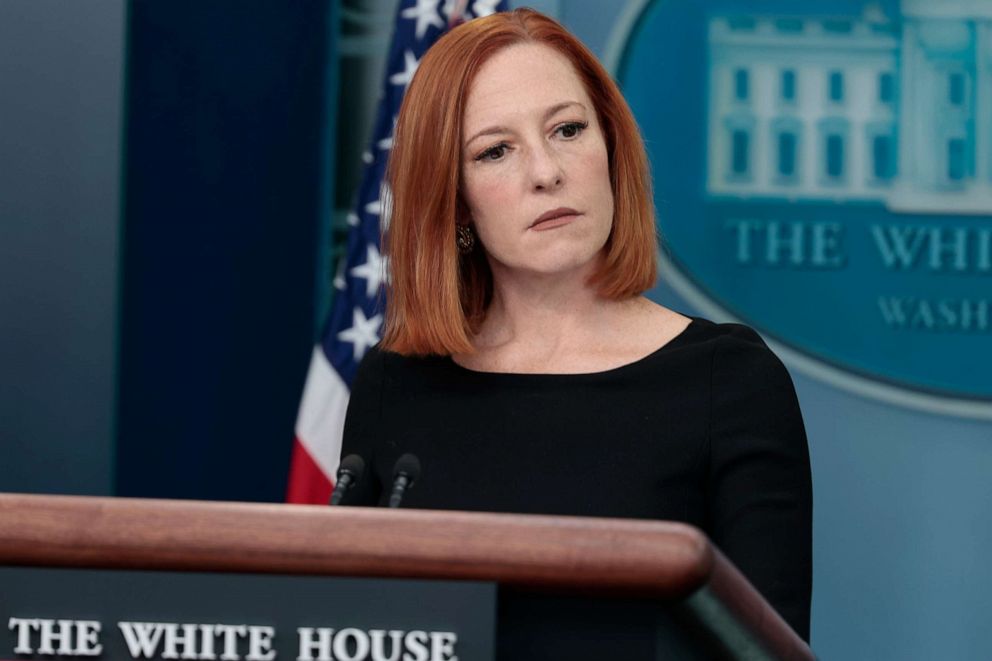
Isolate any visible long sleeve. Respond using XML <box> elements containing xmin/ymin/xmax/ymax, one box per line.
<box><xmin>340</xmin><ymin>346</ymin><xmax>386</xmax><ymax>505</ymax></box>
<box><xmin>707</xmin><ymin>325</ymin><xmax>813</xmax><ymax>641</ymax></box>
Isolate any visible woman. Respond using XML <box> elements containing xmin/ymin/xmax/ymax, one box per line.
<box><xmin>341</xmin><ymin>7</ymin><xmax>812</xmax><ymax>649</ymax></box>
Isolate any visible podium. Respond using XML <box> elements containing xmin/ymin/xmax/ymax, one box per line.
<box><xmin>0</xmin><ymin>493</ymin><xmax>812</xmax><ymax>660</ymax></box>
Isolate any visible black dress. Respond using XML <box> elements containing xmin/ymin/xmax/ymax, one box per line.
<box><xmin>340</xmin><ymin>317</ymin><xmax>813</xmax><ymax>651</ymax></box>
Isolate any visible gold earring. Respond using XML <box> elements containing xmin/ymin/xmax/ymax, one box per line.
<box><xmin>456</xmin><ymin>225</ymin><xmax>475</xmax><ymax>254</ymax></box>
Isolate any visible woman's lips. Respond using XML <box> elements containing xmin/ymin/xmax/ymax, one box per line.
<box><xmin>530</xmin><ymin>208</ymin><xmax>582</xmax><ymax>231</ymax></box>
<box><xmin>530</xmin><ymin>213</ymin><xmax>581</xmax><ymax>231</ymax></box>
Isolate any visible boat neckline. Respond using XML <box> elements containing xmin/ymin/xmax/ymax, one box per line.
<box><xmin>444</xmin><ymin>317</ymin><xmax>701</xmax><ymax>378</ymax></box>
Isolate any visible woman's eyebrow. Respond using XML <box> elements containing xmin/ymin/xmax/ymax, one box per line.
<box><xmin>463</xmin><ymin>100</ymin><xmax>586</xmax><ymax>149</ymax></box>
<box><xmin>542</xmin><ymin>100</ymin><xmax>584</xmax><ymax>121</ymax></box>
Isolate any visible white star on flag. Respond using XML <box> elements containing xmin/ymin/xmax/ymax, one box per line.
<box><xmin>337</xmin><ymin>307</ymin><xmax>383</xmax><ymax>361</ymax></box>
<box><xmin>346</xmin><ymin>211</ymin><xmax>360</xmax><ymax>227</ymax></box>
<box><xmin>378</xmin><ymin>116</ymin><xmax>398</xmax><ymax>151</ymax></box>
<box><xmin>402</xmin><ymin>0</ymin><xmax>445</xmax><ymax>40</ymax></box>
<box><xmin>364</xmin><ymin>199</ymin><xmax>382</xmax><ymax>216</ymax></box>
<box><xmin>333</xmin><ymin>259</ymin><xmax>347</xmax><ymax>290</ymax></box>
<box><xmin>389</xmin><ymin>50</ymin><xmax>420</xmax><ymax>88</ymax></box>
<box><xmin>349</xmin><ymin>244</ymin><xmax>388</xmax><ymax>298</ymax></box>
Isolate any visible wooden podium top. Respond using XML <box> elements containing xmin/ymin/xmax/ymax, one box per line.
<box><xmin>0</xmin><ymin>493</ymin><xmax>812</xmax><ymax>660</ymax></box>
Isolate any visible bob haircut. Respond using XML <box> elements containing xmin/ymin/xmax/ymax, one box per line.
<box><xmin>381</xmin><ymin>8</ymin><xmax>657</xmax><ymax>356</ymax></box>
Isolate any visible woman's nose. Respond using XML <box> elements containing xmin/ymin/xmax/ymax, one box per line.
<box><xmin>529</xmin><ymin>143</ymin><xmax>564</xmax><ymax>191</ymax></box>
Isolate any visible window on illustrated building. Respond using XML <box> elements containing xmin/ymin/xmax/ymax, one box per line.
<box><xmin>879</xmin><ymin>72</ymin><xmax>894</xmax><ymax>104</ymax></box>
<box><xmin>732</xmin><ymin>129</ymin><xmax>750</xmax><ymax>175</ymax></box>
<box><xmin>822</xmin><ymin>19</ymin><xmax>853</xmax><ymax>33</ymax></box>
<box><xmin>947</xmin><ymin>137</ymin><xmax>966</xmax><ymax>181</ymax></box>
<box><xmin>772</xmin><ymin>117</ymin><xmax>802</xmax><ymax>184</ymax></box>
<box><xmin>818</xmin><ymin>117</ymin><xmax>848</xmax><ymax>184</ymax></box>
<box><xmin>728</xmin><ymin>16</ymin><xmax>756</xmax><ymax>31</ymax></box>
<box><xmin>829</xmin><ymin>71</ymin><xmax>844</xmax><ymax>103</ymax></box>
<box><xmin>778</xmin><ymin>132</ymin><xmax>797</xmax><ymax>178</ymax></box>
<box><xmin>735</xmin><ymin>68</ymin><xmax>749</xmax><ymax>101</ymax></box>
<box><xmin>723</xmin><ymin>115</ymin><xmax>755</xmax><ymax>183</ymax></box>
<box><xmin>781</xmin><ymin>69</ymin><xmax>796</xmax><ymax>102</ymax></box>
<box><xmin>826</xmin><ymin>134</ymin><xmax>844</xmax><ymax>179</ymax></box>
<box><xmin>775</xmin><ymin>18</ymin><xmax>803</xmax><ymax>33</ymax></box>
<box><xmin>949</xmin><ymin>72</ymin><xmax>965</xmax><ymax>106</ymax></box>
<box><xmin>872</xmin><ymin>134</ymin><xmax>895</xmax><ymax>181</ymax></box>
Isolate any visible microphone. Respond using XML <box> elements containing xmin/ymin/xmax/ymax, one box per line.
<box><xmin>388</xmin><ymin>453</ymin><xmax>421</xmax><ymax>508</ymax></box>
<box><xmin>329</xmin><ymin>454</ymin><xmax>366</xmax><ymax>505</ymax></box>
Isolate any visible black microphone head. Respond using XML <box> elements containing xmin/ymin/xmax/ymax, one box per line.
<box><xmin>338</xmin><ymin>454</ymin><xmax>366</xmax><ymax>479</ymax></box>
<box><xmin>392</xmin><ymin>453</ymin><xmax>421</xmax><ymax>484</ymax></box>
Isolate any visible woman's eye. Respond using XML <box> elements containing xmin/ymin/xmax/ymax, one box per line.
<box><xmin>556</xmin><ymin>121</ymin><xmax>588</xmax><ymax>139</ymax></box>
<box><xmin>476</xmin><ymin>143</ymin><xmax>509</xmax><ymax>162</ymax></box>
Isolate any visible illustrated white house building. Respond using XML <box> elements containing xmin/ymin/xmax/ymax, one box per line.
<box><xmin>706</xmin><ymin>0</ymin><xmax>992</xmax><ymax>214</ymax></box>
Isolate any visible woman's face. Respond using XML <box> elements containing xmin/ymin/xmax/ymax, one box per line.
<box><xmin>460</xmin><ymin>43</ymin><xmax>614</xmax><ymax>282</ymax></box>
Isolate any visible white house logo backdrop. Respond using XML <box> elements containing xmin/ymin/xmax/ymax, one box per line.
<box><xmin>611</xmin><ymin>0</ymin><xmax>992</xmax><ymax>417</ymax></box>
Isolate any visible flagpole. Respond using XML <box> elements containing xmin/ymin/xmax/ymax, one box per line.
<box><xmin>449</xmin><ymin>0</ymin><xmax>470</xmax><ymax>26</ymax></box>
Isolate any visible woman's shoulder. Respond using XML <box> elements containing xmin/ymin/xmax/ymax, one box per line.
<box><xmin>659</xmin><ymin>316</ymin><xmax>798</xmax><ymax>398</ymax></box>
<box><xmin>627</xmin><ymin>300</ymin><xmax>778</xmax><ymax>361</ymax></box>
<box><xmin>681</xmin><ymin>318</ymin><xmax>803</xmax><ymax>421</ymax></box>
<box><xmin>678</xmin><ymin>315</ymin><xmax>762</xmax><ymax>343</ymax></box>
<box><xmin>355</xmin><ymin>343</ymin><xmax>450</xmax><ymax>384</ymax></box>
<box><xmin>675</xmin><ymin>316</ymin><xmax>782</xmax><ymax>363</ymax></box>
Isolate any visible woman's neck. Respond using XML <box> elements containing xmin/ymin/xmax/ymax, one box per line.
<box><xmin>470</xmin><ymin>260</ymin><xmax>639</xmax><ymax>359</ymax></box>
<box><xmin>454</xmin><ymin>257</ymin><xmax>687</xmax><ymax>374</ymax></box>
<box><xmin>482</xmin><ymin>285</ymin><xmax>607</xmax><ymax>347</ymax></box>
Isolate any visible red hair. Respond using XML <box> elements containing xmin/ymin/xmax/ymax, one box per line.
<box><xmin>381</xmin><ymin>8</ymin><xmax>657</xmax><ymax>355</ymax></box>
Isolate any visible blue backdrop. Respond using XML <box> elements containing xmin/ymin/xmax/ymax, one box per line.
<box><xmin>115</xmin><ymin>0</ymin><xmax>338</xmax><ymax>501</ymax></box>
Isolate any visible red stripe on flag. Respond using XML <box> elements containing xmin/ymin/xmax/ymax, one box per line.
<box><xmin>286</xmin><ymin>437</ymin><xmax>333</xmax><ymax>504</ymax></box>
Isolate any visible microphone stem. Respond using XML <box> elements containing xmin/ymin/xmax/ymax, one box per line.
<box><xmin>388</xmin><ymin>474</ymin><xmax>411</xmax><ymax>508</ymax></box>
<box><xmin>329</xmin><ymin>474</ymin><xmax>353</xmax><ymax>506</ymax></box>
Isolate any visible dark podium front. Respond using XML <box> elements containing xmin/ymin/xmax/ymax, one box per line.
<box><xmin>0</xmin><ymin>494</ymin><xmax>812</xmax><ymax>660</ymax></box>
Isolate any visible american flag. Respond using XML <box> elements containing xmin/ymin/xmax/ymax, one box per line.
<box><xmin>287</xmin><ymin>0</ymin><xmax>509</xmax><ymax>503</ymax></box>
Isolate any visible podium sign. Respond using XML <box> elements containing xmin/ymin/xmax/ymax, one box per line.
<box><xmin>0</xmin><ymin>567</ymin><xmax>495</xmax><ymax>661</ymax></box>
